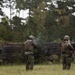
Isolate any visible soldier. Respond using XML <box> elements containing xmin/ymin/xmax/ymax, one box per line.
<box><xmin>0</xmin><ymin>44</ymin><xmax>3</xmax><ymax>65</ymax></box>
<box><xmin>61</xmin><ymin>35</ymin><xmax>74</xmax><ymax>70</ymax></box>
<box><xmin>24</xmin><ymin>35</ymin><xmax>35</xmax><ymax>71</ymax></box>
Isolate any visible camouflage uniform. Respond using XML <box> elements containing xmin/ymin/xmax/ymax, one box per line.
<box><xmin>24</xmin><ymin>35</ymin><xmax>35</xmax><ymax>70</ymax></box>
<box><xmin>61</xmin><ymin>35</ymin><xmax>74</xmax><ymax>70</ymax></box>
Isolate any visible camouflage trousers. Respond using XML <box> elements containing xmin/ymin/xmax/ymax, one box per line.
<box><xmin>26</xmin><ymin>54</ymin><xmax>34</xmax><ymax>70</ymax></box>
<box><xmin>62</xmin><ymin>54</ymin><xmax>72</xmax><ymax>70</ymax></box>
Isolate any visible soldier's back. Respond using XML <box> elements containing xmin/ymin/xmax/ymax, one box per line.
<box><xmin>24</xmin><ymin>40</ymin><xmax>34</xmax><ymax>52</ymax></box>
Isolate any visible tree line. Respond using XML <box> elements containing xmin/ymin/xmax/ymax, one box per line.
<box><xmin>0</xmin><ymin>0</ymin><xmax>75</xmax><ymax>43</ymax></box>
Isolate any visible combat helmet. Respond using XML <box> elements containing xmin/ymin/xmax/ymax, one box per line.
<box><xmin>64</xmin><ymin>35</ymin><xmax>70</xmax><ymax>41</ymax></box>
<box><xmin>28</xmin><ymin>35</ymin><xmax>35</xmax><ymax>40</ymax></box>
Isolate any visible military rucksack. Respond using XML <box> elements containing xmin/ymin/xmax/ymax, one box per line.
<box><xmin>24</xmin><ymin>40</ymin><xmax>34</xmax><ymax>51</ymax></box>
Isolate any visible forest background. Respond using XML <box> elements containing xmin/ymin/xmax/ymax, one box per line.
<box><xmin>0</xmin><ymin>0</ymin><xmax>75</xmax><ymax>43</ymax></box>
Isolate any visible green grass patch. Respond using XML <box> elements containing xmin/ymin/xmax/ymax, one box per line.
<box><xmin>0</xmin><ymin>63</ymin><xmax>75</xmax><ymax>75</ymax></box>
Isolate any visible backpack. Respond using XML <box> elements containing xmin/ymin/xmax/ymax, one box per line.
<box><xmin>24</xmin><ymin>40</ymin><xmax>34</xmax><ymax>51</ymax></box>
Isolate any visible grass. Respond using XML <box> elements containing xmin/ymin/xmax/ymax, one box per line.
<box><xmin>0</xmin><ymin>63</ymin><xmax>75</xmax><ymax>75</ymax></box>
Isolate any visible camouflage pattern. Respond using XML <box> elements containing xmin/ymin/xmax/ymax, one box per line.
<box><xmin>24</xmin><ymin>35</ymin><xmax>35</xmax><ymax>70</ymax></box>
<box><xmin>26</xmin><ymin>54</ymin><xmax>34</xmax><ymax>70</ymax></box>
<box><xmin>0</xmin><ymin>49</ymin><xmax>3</xmax><ymax>65</ymax></box>
<box><xmin>61</xmin><ymin>35</ymin><xmax>74</xmax><ymax>70</ymax></box>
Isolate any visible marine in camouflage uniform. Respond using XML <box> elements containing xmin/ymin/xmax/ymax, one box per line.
<box><xmin>61</xmin><ymin>35</ymin><xmax>74</xmax><ymax>70</ymax></box>
<box><xmin>24</xmin><ymin>35</ymin><xmax>35</xmax><ymax>70</ymax></box>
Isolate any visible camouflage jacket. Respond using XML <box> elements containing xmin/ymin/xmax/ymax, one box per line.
<box><xmin>61</xmin><ymin>41</ymin><xmax>74</xmax><ymax>56</ymax></box>
<box><xmin>24</xmin><ymin>39</ymin><xmax>34</xmax><ymax>52</ymax></box>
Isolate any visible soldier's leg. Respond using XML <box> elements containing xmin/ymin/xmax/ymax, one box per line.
<box><xmin>66</xmin><ymin>57</ymin><xmax>72</xmax><ymax>70</ymax></box>
<box><xmin>30</xmin><ymin>55</ymin><xmax>34</xmax><ymax>70</ymax></box>
<box><xmin>26</xmin><ymin>62</ymin><xmax>29</xmax><ymax>70</ymax></box>
<box><xmin>26</xmin><ymin>56</ymin><xmax>30</xmax><ymax>70</ymax></box>
<box><xmin>62</xmin><ymin>56</ymin><xmax>66</xmax><ymax>69</ymax></box>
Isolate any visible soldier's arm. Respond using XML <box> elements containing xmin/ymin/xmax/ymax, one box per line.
<box><xmin>61</xmin><ymin>43</ymin><xmax>66</xmax><ymax>54</ymax></box>
<box><xmin>68</xmin><ymin>44</ymin><xmax>74</xmax><ymax>52</ymax></box>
